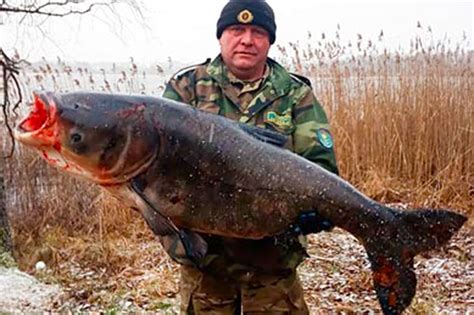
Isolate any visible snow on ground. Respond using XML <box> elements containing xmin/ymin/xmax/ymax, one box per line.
<box><xmin>0</xmin><ymin>227</ymin><xmax>471</xmax><ymax>313</ymax></box>
<box><xmin>0</xmin><ymin>267</ymin><xmax>62</xmax><ymax>312</ymax></box>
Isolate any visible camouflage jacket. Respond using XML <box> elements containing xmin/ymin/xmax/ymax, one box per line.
<box><xmin>164</xmin><ymin>56</ymin><xmax>338</xmax><ymax>173</ymax></box>
<box><xmin>161</xmin><ymin>55</ymin><xmax>338</xmax><ymax>275</ymax></box>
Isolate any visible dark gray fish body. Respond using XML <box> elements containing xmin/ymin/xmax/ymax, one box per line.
<box><xmin>135</xmin><ymin>98</ymin><xmax>389</xmax><ymax>238</ymax></box>
<box><xmin>15</xmin><ymin>91</ymin><xmax>467</xmax><ymax>315</ymax></box>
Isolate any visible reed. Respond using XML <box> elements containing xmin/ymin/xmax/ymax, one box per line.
<box><xmin>277</xmin><ymin>29</ymin><xmax>472</xmax><ymax>213</ymax></box>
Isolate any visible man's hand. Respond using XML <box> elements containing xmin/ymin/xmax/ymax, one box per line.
<box><xmin>291</xmin><ymin>210</ymin><xmax>334</xmax><ymax>235</ymax></box>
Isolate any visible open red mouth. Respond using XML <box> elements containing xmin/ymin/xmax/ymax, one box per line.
<box><xmin>14</xmin><ymin>92</ymin><xmax>59</xmax><ymax>149</ymax></box>
<box><xmin>14</xmin><ymin>92</ymin><xmax>69</xmax><ymax>169</ymax></box>
<box><xmin>18</xmin><ymin>93</ymin><xmax>51</xmax><ymax>133</ymax></box>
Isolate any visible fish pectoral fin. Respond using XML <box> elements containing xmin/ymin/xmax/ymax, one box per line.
<box><xmin>181</xmin><ymin>229</ymin><xmax>208</xmax><ymax>261</ymax></box>
<box><xmin>130</xmin><ymin>178</ymin><xmax>179</xmax><ymax>236</ymax></box>
<box><xmin>238</xmin><ymin>123</ymin><xmax>288</xmax><ymax>147</ymax></box>
<box><xmin>165</xmin><ymin>229</ymin><xmax>208</xmax><ymax>266</ymax></box>
<box><xmin>130</xmin><ymin>178</ymin><xmax>208</xmax><ymax>268</ymax></box>
<box><xmin>141</xmin><ymin>204</ymin><xmax>208</xmax><ymax>267</ymax></box>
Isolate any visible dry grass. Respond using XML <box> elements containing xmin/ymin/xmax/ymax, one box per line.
<box><xmin>277</xmin><ymin>29</ymin><xmax>473</xmax><ymax>215</ymax></box>
<box><xmin>1</xmin><ymin>27</ymin><xmax>473</xmax><ymax>312</ymax></box>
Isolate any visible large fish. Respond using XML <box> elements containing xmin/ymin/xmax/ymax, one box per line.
<box><xmin>14</xmin><ymin>91</ymin><xmax>466</xmax><ymax>314</ymax></box>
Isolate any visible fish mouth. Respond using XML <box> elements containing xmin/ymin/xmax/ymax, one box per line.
<box><xmin>15</xmin><ymin>92</ymin><xmax>57</xmax><ymax>146</ymax></box>
<box><xmin>14</xmin><ymin>92</ymin><xmax>72</xmax><ymax>170</ymax></box>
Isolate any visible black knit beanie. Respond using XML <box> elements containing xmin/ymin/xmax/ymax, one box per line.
<box><xmin>216</xmin><ymin>0</ymin><xmax>276</xmax><ymax>44</ymax></box>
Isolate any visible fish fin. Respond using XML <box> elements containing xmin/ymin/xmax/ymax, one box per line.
<box><xmin>364</xmin><ymin>207</ymin><xmax>466</xmax><ymax>314</ymax></box>
<box><xmin>394</xmin><ymin>208</ymin><xmax>467</xmax><ymax>254</ymax></box>
<box><xmin>130</xmin><ymin>178</ymin><xmax>208</xmax><ymax>268</ymax></box>
<box><xmin>179</xmin><ymin>229</ymin><xmax>208</xmax><ymax>264</ymax></box>
<box><xmin>159</xmin><ymin>230</ymin><xmax>208</xmax><ymax>267</ymax></box>
<box><xmin>131</xmin><ymin>178</ymin><xmax>179</xmax><ymax>236</ymax></box>
<box><xmin>367</xmin><ymin>249</ymin><xmax>416</xmax><ymax>315</ymax></box>
<box><xmin>238</xmin><ymin>123</ymin><xmax>288</xmax><ymax>147</ymax></box>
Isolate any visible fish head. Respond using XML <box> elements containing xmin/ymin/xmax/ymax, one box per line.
<box><xmin>15</xmin><ymin>91</ymin><xmax>159</xmax><ymax>185</ymax></box>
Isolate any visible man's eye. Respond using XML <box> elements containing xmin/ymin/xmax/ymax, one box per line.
<box><xmin>253</xmin><ymin>29</ymin><xmax>268</xmax><ymax>38</ymax></box>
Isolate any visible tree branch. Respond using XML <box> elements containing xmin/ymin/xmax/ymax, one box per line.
<box><xmin>0</xmin><ymin>48</ymin><xmax>22</xmax><ymax>158</ymax></box>
<box><xmin>1</xmin><ymin>1</ymin><xmax>111</xmax><ymax>18</ymax></box>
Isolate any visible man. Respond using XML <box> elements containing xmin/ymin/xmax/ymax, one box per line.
<box><xmin>162</xmin><ymin>0</ymin><xmax>338</xmax><ymax>313</ymax></box>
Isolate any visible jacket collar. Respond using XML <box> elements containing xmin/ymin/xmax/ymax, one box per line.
<box><xmin>207</xmin><ymin>55</ymin><xmax>292</xmax><ymax>95</ymax></box>
<box><xmin>207</xmin><ymin>55</ymin><xmax>293</xmax><ymax>113</ymax></box>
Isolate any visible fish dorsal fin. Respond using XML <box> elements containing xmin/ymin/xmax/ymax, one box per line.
<box><xmin>130</xmin><ymin>178</ymin><xmax>208</xmax><ymax>268</ymax></box>
<box><xmin>238</xmin><ymin>123</ymin><xmax>289</xmax><ymax>147</ymax></box>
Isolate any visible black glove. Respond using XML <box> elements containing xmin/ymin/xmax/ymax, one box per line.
<box><xmin>290</xmin><ymin>210</ymin><xmax>334</xmax><ymax>235</ymax></box>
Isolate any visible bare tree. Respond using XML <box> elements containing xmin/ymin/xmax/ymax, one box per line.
<box><xmin>2</xmin><ymin>1</ymin><xmax>107</xmax><ymax>16</ymax></box>
<box><xmin>0</xmin><ymin>160</ymin><xmax>13</xmax><ymax>261</ymax></box>
<box><xmin>0</xmin><ymin>0</ymin><xmax>143</xmax><ymax>17</ymax></box>
<box><xmin>0</xmin><ymin>0</ymin><xmax>145</xmax><ymax>263</ymax></box>
<box><xmin>0</xmin><ymin>47</ymin><xmax>22</xmax><ymax>263</ymax></box>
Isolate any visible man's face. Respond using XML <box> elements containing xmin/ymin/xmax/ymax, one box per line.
<box><xmin>219</xmin><ymin>24</ymin><xmax>271</xmax><ymax>80</ymax></box>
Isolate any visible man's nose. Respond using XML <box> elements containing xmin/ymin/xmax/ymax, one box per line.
<box><xmin>240</xmin><ymin>30</ymin><xmax>253</xmax><ymax>45</ymax></box>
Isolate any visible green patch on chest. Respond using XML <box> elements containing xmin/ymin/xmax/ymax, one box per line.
<box><xmin>265</xmin><ymin>111</ymin><xmax>293</xmax><ymax>129</ymax></box>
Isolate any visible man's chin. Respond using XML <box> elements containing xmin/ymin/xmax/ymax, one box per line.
<box><xmin>233</xmin><ymin>60</ymin><xmax>257</xmax><ymax>70</ymax></box>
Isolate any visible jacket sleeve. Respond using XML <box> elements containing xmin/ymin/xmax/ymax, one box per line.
<box><xmin>292</xmin><ymin>88</ymin><xmax>339</xmax><ymax>175</ymax></box>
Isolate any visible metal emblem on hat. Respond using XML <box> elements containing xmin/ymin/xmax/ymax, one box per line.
<box><xmin>237</xmin><ymin>9</ymin><xmax>254</xmax><ymax>24</ymax></box>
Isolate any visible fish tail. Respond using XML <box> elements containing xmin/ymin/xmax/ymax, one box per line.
<box><xmin>364</xmin><ymin>207</ymin><xmax>466</xmax><ymax>314</ymax></box>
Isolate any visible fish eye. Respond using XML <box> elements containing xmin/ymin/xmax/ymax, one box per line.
<box><xmin>70</xmin><ymin>132</ymin><xmax>83</xmax><ymax>144</ymax></box>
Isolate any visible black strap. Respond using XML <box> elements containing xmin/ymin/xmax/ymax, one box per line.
<box><xmin>172</xmin><ymin>58</ymin><xmax>211</xmax><ymax>79</ymax></box>
<box><xmin>130</xmin><ymin>178</ymin><xmax>203</xmax><ymax>269</ymax></box>
<box><xmin>290</xmin><ymin>73</ymin><xmax>312</xmax><ymax>88</ymax></box>
<box><xmin>130</xmin><ymin>178</ymin><xmax>181</xmax><ymax>235</ymax></box>
<box><xmin>238</xmin><ymin>123</ymin><xmax>288</xmax><ymax>147</ymax></box>
<box><xmin>246</xmin><ymin>94</ymin><xmax>285</xmax><ymax>120</ymax></box>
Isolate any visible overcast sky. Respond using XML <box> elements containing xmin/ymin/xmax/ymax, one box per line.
<box><xmin>1</xmin><ymin>0</ymin><xmax>472</xmax><ymax>64</ymax></box>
